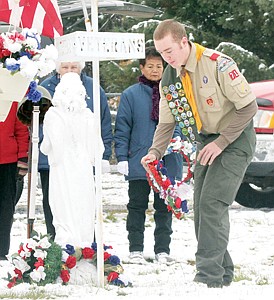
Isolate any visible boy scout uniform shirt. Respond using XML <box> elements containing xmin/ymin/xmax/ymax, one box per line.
<box><xmin>159</xmin><ymin>42</ymin><xmax>256</xmax><ymax>135</ymax></box>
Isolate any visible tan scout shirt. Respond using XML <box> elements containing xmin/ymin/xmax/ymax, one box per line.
<box><xmin>150</xmin><ymin>42</ymin><xmax>257</xmax><ymax>159</ymax></box>
<box><xmin>160</xmin><ymin>42</ymin><xmax>256</xmax><ymax>133</ymax></box>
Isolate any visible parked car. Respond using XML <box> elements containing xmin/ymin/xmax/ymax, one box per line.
<box><xmin>235</xmin><ymin>79</ymin><xmax>274</xmax><ymax>208</ymax></box>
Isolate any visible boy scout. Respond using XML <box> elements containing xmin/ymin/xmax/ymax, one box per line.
<box><xmin>141</xmin><ymin>19</ymin><xmax>257</xmax><ymax>288</ymax></box>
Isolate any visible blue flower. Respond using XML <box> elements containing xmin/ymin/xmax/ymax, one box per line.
<box><xmin>19</xmin><ymin>51</ymin><xmax>33</xmax><ymax>59</ymax></box>
<box><xmin>181</xmin><ymin>200</ymin><xmax>189</xmax><ymax>213</ymax></box>
<box><xmin>27</xmin><ymin>89</ymin><xmax>42</xmax><ymax>103</ymax></box>
<box><xmin>64</xmin><ymin>244</ymin><xmax>75</xmax><ymax>255</ymax></box>
<box><xmin>160</xmin><ymin>167</ymin><xmax>168</xmax><ymax>176</ymax></box>
<box><xmin>26</xmin><ymin>81</ymin><xmax>42</xmax><ymax>103</ymax></box>
<box><xmin>5</xmin><ymin>62</ymin><xmax>20</xmax><ymax>72</ymax></box>
<box><xmin>108</xmin><ymin>255</ymin><xmax>120</xmax><ymax>266</ymax></box>
<box><xmin>91</xmin><ymin>242</ymin><xmax>97</xmax><ymax>251</ymax></box>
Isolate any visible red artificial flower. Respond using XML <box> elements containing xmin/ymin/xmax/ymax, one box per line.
<box><xmin>162</xmin><ymin>179</ymin><xmax>171</xmax><ymax>190</ymax></box>
<box><xmin>14</xmin><ymin>268</ymin><xmax>23</xmax><ymax>280</ymax></box>
<box><xmin>60</xmin><ymin>269</ymin><xmax>70</xmax><ymax>283</ymax></box>
<box><xmin>174</xmin><ymin>211</ymin><xmax>182</xmax><ymax>219</ymax></box>
<box><xmin>2</xmin><ymin>49</ymin><xmax>11</xmax><ymax>57</ymax></box>
<box><xmin>34</xmin><ymin>258</ymin><xmax>44</xmax><ymax>269</ymax></box>
<box><xmin>7</xmin><ymin>277</ymin><xmax>17</xmax><ymax>289</ymax></box>
<box><xmin>82</xmin><ymin>247</ymin><xmax>95</xmax><ymax>259</ymax></box>
<box><xmin>167</xmin><ymin>205</ymin><xmax>172</xmax><ymax>212</ymax></box>
<box><xmin>107</xmin><ymin>271</ymin><xmax>119</xmax><ymax>282</ymax></box>
<box><xmin>18</xmin><ymin>245</ymin><xmax>24</xmax><ymax>256</ymax></box>
<box><xmin>25</xmin><ymin>243</ymin><xmax>33</xmax><ymax>252</ymax></box>
<box><xmin>175</xmin><ymin>197</ymin><xmax>182</xmax><ymax>208</ymax></box>
<box><xmin>103</xmin><ymin>252</ymin><xmax>111</xmax><ymax>261</ymax></box>
<box><xmin>66</xmin><ymin>255</ymin><xmax>77</xmax><ymax>269</ymax></box>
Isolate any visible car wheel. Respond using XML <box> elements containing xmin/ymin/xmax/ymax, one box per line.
<box><xmin>235</xmin><ymin>182</ymin><xmax>274</xmax><ymax>208</ymax></box>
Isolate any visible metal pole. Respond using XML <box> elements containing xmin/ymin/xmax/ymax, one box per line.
<box><xmin>27</xmin><ymin>105</ymin><xmax>40</xmax><ymax>238</ymax></box>
<box><xmin>90</xmin><ymin>0</ymin><xmax>104</xmax><ymax>288</ymax></box>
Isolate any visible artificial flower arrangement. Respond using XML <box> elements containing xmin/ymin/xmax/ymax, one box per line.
<box><xmin>0</xmin><ymin>27</ymin><xmax>57</xmax><ymax>79</ymax></box>
<box><xmin>0</xmin><ymin>27</ymin><xmax>58</xmax><ymax>104</ymax></box>
<box><xmin>6</xmin><ymin>231</ymin><xmax>132</xmax><ymax>288</ymax></box>
<box><xmin>146</xmin><ymin>136</ymin><xmax>196</xmax><ymax>220</ymax></box>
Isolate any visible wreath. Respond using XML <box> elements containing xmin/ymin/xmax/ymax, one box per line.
<box><xmin>6</xmin><ymin>231</ymin><xmax>132</xmax><ymax>288</ymax></box>
<box><xmin>146</xmin><ymin>137</ymin><xmax>196</xmax><ymax>220</ymax></box>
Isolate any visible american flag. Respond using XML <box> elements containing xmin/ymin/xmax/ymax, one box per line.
<box><xmin>0</xmin><ymin>0</ymin><xmax>63</xmax><ymax>38</ymax></box>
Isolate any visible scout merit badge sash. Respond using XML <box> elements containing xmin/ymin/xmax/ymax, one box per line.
<box><xmin>162</xmin><ymin>43</ymin><xmax>205</xmax><ymax>144</ymax></box>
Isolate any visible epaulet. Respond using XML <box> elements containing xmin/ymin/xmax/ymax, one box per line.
<box><xmin>209</xmin><ymin>53</ymin><xmax>220</xmax><ymax>61</ymax></box>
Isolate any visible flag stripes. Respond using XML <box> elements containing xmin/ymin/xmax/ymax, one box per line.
<box><xmin>0</xmin><ymin>0</ymin><xmax>63</xmax><ymax>38</ymax></box>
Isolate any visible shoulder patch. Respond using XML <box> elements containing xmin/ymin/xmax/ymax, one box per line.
<box><xmin>218</xmin><ymin>57</ymin><xmax>235</xmax><ymax>72</ymax></box>
<box><xmin>210</xmin><ymin>53</ymin><xmax>220</xmax><ymax>61</ymax></box>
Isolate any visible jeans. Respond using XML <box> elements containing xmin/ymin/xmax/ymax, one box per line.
<box><xmin>39</xmin><ymin>170</ymin><xmax>55</xmax><ymax>240</ymax></box>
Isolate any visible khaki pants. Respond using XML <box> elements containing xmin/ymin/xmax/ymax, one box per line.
<box><xmin>193</xmin><ymin>121</ymin><xmax>256</xmax><ymax>284</ymax></box>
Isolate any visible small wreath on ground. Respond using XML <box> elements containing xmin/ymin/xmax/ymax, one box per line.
<box><xmin>146</xmin><ymin>137</ymin><xmax>196</xmax><ymax>220</ymax></box>
<box><xmin>6</xmin><ymin>231</ymin><xmax>132</xmax><ymax>288</ymax></box>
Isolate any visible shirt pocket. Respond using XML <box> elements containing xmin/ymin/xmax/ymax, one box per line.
<box><xmin>199</xmin><ymin>87</ymin><xmax>221</xmax><ymax>112</ymax></box>
<box><xmin>230</xmin><ymin>76</ymin><xmax>251</xmax><ymax>97</ymax></box>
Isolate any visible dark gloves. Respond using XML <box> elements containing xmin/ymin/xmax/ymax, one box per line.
<box><xmin>17</xmin><ymin>157</ymin><xmax>28</xmax><ymax>180</ymax></box>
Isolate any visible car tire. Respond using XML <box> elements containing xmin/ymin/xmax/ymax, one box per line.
<box><xmin>235</xmin><ymin>182</ymin><xmax>274</xmax><ymax>208</ymax></box>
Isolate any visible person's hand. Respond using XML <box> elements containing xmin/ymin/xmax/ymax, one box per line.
<box><xmin>140</xmin><ymin>154</ymin><xmax>157</xmax><ymax>173</ymax></box>
<box><xmin>197</xmin><ymin>142</ymin><xmax>222</xmax><ymax>166</ymax></box>
<box><xmin>117</xmin><ymin>161</ymin><xmax>128</xmax><ymax>176</ymax></box>
<box><xmin>102</xmin><ymin>159</ymin><xmax>111</xmax><ymax>174</ymax></box>
<box><xmin>17</xmin><ymin>158</ymin><xmax>28</xmax><ymax>180</ymax></box>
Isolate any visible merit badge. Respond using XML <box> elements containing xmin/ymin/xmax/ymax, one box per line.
<box><xmin>189</xmin><ymin>117</ymin><xmax>195</xmax><ymax>125</ymax></box>
<box><xmin>177</xmin><ymin>106</ymin><xmax>184</xmax><ymax>113</ymax></box>
<box><xmin>181</xmin><ymin>112</ymin><xmax>187</xmax><ymax>120</ymax></box>
<box><xmin>174</xmin><ymin>99</ymin><xmax>180</xmax><ymax>106</ymax></box>
<box><xmin>169</xmin><ymin>102</ymin><xmax>175</xmax><ymax>109</ymax></box>
<box><xmin>172</xmin><ymin>108</ymin><xmax>178</xmax><ymax>115</ymax></box>
<box><xmin>181</xmin><ymin>97</ymin><xmax>187</xmax><ymax>103</ymax></box>
<box><xmin>186</xmin><ymin>110</ymin><xmax>192</xmax><ymax>117</ymax></box>
<box><xmin>178</xmin><ymin>89</ymin><xmax>185</xmax><ymax>97</ymax></box>
<box><xmin>184</xmin><ymin>103</ymin><xmax>190</xmax><ymax>111</ymax></box>
<box><xmin>172</xmin><ymin>91</ymin><xmax>178</xmax><ymax>98</ymax></box>
<box><xmin>166</xmin><ymin>94</ymin><xmax>172</xmax><ymax>101</ymax></box>
<box><xmin>163</xmin><ymin>86</ymin><xmax>169</xmax><ymax>93</ymax></box>
<box><xmin>181</xmin><ymin>128</ymin><xmax>188</xmax><ymax>135</ymax></box>
<box><xmin>179</xmin><ymin>121</ymin><xmax>185</xmax><ymax>128</ymax></box>
<box><xmin>175</xmin><ymin>82</ymin><xmax>182</xmax><ymax>89</ymax></box>
<box><xmin>169</xmin><ymin>84</ymin><xmax>176</xmax><ymax>92</ymax></box>
<box><xmin>175</xmin><ymin>115</ymin><xmax>181</xmax><ymax>122</ymax></box>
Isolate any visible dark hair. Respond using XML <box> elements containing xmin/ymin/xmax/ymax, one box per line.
<box><xmin>139</xmin><ymin>46</ymin><xmax>164</xmax><ymax>67</ymax></box>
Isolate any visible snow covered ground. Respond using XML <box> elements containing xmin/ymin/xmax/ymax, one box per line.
<box><xmin>1</xmin><ymin>172</ymin><xmax>274</xmax><ymax>299</ymax></box>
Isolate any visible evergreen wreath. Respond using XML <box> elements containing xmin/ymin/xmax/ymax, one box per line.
<box><xmin>146</xmin><ymin>137</ymin><xmax>196</xmax><ymax>220</ymax></box>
